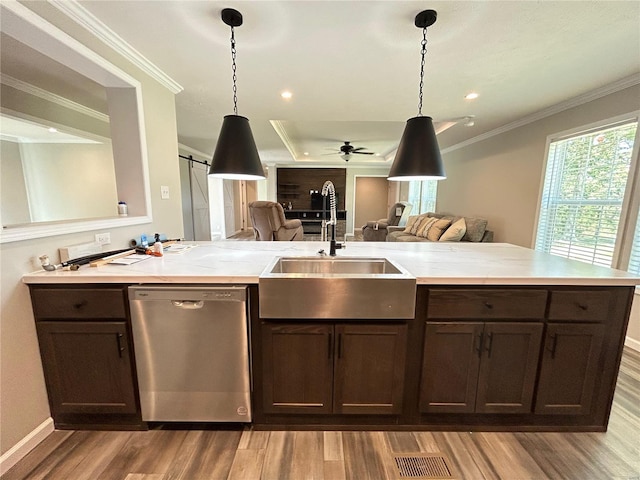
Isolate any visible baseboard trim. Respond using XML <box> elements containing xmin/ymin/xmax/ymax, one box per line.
<box><xmin>624</xmin><ymin>336</ymin><xmax>640</xmax><ymax>352</ymax></box>
<box><xmin>0</xmin><ymin>417</ymin><xmax>54</xmax><ymax>476</ymax></box>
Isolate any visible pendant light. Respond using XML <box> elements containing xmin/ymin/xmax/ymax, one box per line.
<box><xmin>209</xmin><ymin>8</ymin><xmax>265</xmax><ymax>180</ymax></box>
<box><xmin>388</xmin><ymin>10</ymin><xmax>446</xmax><ymax>181</ymax></box>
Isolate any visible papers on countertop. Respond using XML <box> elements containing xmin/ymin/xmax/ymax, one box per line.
<box><xmin>108</xmin><ymin>254</ymin><xmax>150</xmax><ymax>265</ymax></box>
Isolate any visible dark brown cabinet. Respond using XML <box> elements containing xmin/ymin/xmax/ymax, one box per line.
<box><xmin>30</xmin><ymin>285</ymin><xmax>141</xmax><ymax>428</ymax></box>
<box><xmin>420</xmin><ymin>322</ymin><xmax>543</xmax><ymax>414</ymax></box>
<box><xmin>37</xmin><ymin>321</ymin><xmax>137</xmax><ymax>415</ymax></box>
<box><xmin>261</xmin><ymin>322</ymin><xmax>407</xmax><ymax>415</ymax></box>
<box><xmin>535</xmin><ymin>323</ymin><xmax>605</xmax><ymax>415</ymax></box>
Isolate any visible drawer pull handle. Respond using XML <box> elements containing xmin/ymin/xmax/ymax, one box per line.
<box><xmin>475</xmin><ymin>332</ymin><xmax>484</xmax><ymax>356</ymax></box>
<box><xmin>485</xmin><ymin>332</ymin><xmax>494</xmax><ymax>357</ymax></box>
<box><xmin>116</xmin><ymin>333</ymin><xmax>125</xmax><ymax>358</ymax></box>
<box><xmin>547</xmin><ymin>334</ymin><xmax>558</xmax><ymax>359</ymax></box>
<box><xmin>73</xmin><ymin>300</ymin><xmax>88</xmax><ymax>309</ymax></box>
<box><xmin>484</xmin><ymin>302</ymin><xmax>494</xmax><ymax>309</ymax></box>
<box><xmin>577</xmin><ymin>304</ymin><xmax>588</xmax><ymax>311</ymax></box>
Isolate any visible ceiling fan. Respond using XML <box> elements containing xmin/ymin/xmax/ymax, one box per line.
<box><xmin>325</xmin><ymin>141</ymin><xmax>375</xmax><ymax>162</ymax></box>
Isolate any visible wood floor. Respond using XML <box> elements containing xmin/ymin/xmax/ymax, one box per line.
<box><xmin>4</xmin><ymin>347</ymin><xmax>639</xmax><ymax>480</ymax></box>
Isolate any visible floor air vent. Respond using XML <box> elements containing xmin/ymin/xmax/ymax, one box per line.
<box><xmin>393</xmin><ymin>453</ymin><xmax>456</xmax><ymax>479</ymax></box>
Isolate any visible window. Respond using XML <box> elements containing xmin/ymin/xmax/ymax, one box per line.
<box><xmin>407</xmin><ymin>180</ymin><xmax>438</xmax><ymax>214</ymax></box>
<box><xmin>535</xmin><ymin>119</ymin><xmax>638</xmax><ymax>267</ymax></box>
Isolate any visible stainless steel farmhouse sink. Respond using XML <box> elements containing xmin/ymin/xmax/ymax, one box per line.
<box><xmin>259</xmin><ymin>256</ymin><xmax>416</xmax><ymax>319</ymax></box>
<box><xmin>269</xmin><ymin>256</ymin><xmax>405</xmax><ymax>275</ymax></box>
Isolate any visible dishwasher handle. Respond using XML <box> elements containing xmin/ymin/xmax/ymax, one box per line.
<box><xmin>171</xmin><ymin>300</ymin><xmax>204</xmax><ymax>309</ymax></box>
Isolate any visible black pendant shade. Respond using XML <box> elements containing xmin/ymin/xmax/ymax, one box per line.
<box><xmin>209</xmin><ymin>115</ymin><xmax>265</xmax><ymax>180</ymax></box>
<box><xmin>388</xmin><ymin>116</ymin><xmax>445</xmax><ymax>181</ymax></box>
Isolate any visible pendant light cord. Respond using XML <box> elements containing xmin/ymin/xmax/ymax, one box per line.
<box><xmin>417</xmin><ymin>26</ymin><xmax>427</xmax><ymax>117</ymax></box>
<box><xmin>230</xmin><ymin>26</ymin><xmax>238</xmax><ymax>115</ymax></box>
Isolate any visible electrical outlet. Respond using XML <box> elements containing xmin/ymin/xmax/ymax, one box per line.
<box><xmin>95</xmin><ymin>232</ymin><xmax>111</xmax><ymax>245</ymax></box>
<box><xmin>161</xmin><ymin>185</ymin><xmax>170</xmax><ymax>200</ymax></box>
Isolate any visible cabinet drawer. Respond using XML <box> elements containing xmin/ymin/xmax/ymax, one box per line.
<box><xmin>428</xmin><ymin>289</ymin><xmax>547</xmax><ymax>319</ymax></box>
<box><xmin>31</xmin><ymin>288</ymin><xmax>126</xmax><ymax>319</ymax></box>
<box><xmin>548</xmin><ymin>290</ymin><xmax>611</xmax><ymax>322</ymax></box>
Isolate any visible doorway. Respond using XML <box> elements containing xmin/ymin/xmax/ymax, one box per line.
<box><xmin>354</xmin><ymin>176</ymin><xmax>389</xmax><ymax>231</ymax></box>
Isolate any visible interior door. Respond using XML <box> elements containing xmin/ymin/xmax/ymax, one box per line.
<box><xmin>223</xmin><ymin>179</ymin><xmax>235</xmax><ymax>237</ymax></box>
<box><xmin>354</xmin><ymin>176</ymin><xmax>389</xmax><ymax>231</ymax></box>
<box><xmin>190</xmin><ymin>162</ymin><xmax>211</xmax><ymax>240</ymax></box>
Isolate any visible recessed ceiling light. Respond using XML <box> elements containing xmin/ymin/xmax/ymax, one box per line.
<box><xmin>48</xmin><ymin>127</ymin><xmax>58</xmax><ymax>133</ymax></box>
<box><xmin>465</xmin><ymin>92</ymin><xmax>479</xmax><ymax>100</ymax></box>
<box><xmin>303</xmin><ymin>152</ymin><xmax>309</xmax><ymax>156</ymax></box>
<box><xmin>281</xmin><ymin>91</ymin><xmax>293</xmax><ymax>100</ymax></box>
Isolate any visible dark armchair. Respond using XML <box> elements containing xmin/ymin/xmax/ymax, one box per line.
<box><xmin>362</xmin><ymin>202</ymin><xmax>412</xmax><ymax>241</ymax></box>
<box><xmin>248</xmin><ymin>201</ymin><xmax>304</xmax><ymax>241</ymax></box>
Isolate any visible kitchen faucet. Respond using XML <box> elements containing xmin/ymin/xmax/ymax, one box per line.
<box><xmin>321</xmin><ymin>180</ymin><xmax>344</xmax><ymax>256</ymax></box>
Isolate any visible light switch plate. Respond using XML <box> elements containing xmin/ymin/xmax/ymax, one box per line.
<box><xmin>161</xmin><ymin>185</ymin><xmax>170</xmax><ymax>199</ymax></box>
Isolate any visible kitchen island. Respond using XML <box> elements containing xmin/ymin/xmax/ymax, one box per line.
<box><xmin>23</xmin><ymin>242</ymin><xmax>639</xmax><ymax>432</ymax></box>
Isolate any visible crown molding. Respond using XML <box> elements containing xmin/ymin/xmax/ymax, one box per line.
<box><xmin>442</xmin><ymin>74</ymin><xmax>640</xmax><ymax>155</ymax></box>
<box><xmin>270</xmin><ymin>120</ymin><xmax>298</xmax><ymax>161</ymax></box>
<box><xmin>1</xmin><ymin>73</ymin><xmax>109</xmax><ymax>122</ymax></box>
<box><xmin>47</xmin><ymin>0</ymin><xmax>183</xmax><ymax>94</ymax></box>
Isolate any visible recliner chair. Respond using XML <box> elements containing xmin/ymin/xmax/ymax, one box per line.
<box><xmin>248</xmin><ymin>201</ymin><xmax>304</xmax><ymax>241</ymax></box>
<box><xmin>362</xmin><ymin>202</ymin><xmax>412</xmax><ymax>241</ymax></box>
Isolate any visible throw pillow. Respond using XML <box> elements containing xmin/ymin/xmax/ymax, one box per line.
<box><xmin>461</xmin><ymin>217</ymin><xmax>488</xmax><ymax>242</ymax></box>
<box><xmin>426</xmin><ymin>218</ymin><xmax>452</xmax><ymax>241</ymax></box>
<box><xmin>403</xmin><ymin>215</ymin><xmax>420</xmax><ymax>233</ymax></box>
<box><xmin>409</xmin><ymin>214</ymin><xmax>428</xmax><ymax>235</ymax></box>
<box><xmin>416</xmin><ymin>217</ymin><xmax>438</xmax><ymax>238</ymax></box>
<box><xmin>439</xmin><ymin>217</ymin><xmax>467</xmax><ymax>242</ymax></box>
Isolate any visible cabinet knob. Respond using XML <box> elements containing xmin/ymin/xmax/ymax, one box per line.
<box><xmin>73</xmin><ymin>300</ymin><xmax>88</xmax><ymax>309</ymax></box>
<box><xmin>577</xmin><ymin>303</ymin><xmax>588</xmax><ymax>311</ymax></box>
<box><xmin>484</xmin><ymin>302</ymin><xmax>494</xmax><ymax>309</ymax></box>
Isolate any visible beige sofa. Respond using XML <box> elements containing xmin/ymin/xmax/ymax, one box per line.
<box><xmin>386</xmin><ymin>212</ymin><xmax>493</xmax><ymax>243</ymax></box>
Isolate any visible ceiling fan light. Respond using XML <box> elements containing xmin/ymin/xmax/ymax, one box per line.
<box><xmin>209</xmin><ymin>115</ymin><xmax>265</xmax><ymax>180</ymax></box>
<box><xmin>388</xmin><ymin>116</ymin><xmax>446</xmax><ymax>181</ymax></box>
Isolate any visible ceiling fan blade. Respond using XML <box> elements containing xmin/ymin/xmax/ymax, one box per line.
<box><xmin>351</xmin><ymin>147</ymin><xmax>367</xmax><ymax>152</ymax></box>
<box><xmin>352</xmin><ymin>151</ymin><xmax>375</xmax><ymax>155</ymax></box>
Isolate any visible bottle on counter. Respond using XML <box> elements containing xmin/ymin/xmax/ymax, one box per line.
<box><xmin>117</xmin><ymin>201</ymin><xmax>128</xmax><ymax>216</ymax></box>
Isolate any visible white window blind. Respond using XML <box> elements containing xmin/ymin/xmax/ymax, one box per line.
<box><xmin>535</xmin><ymin>121</ymin><xmax>638</xmax><ymax>267</ymax></box>
<box><xmin>407</xmin><ymin>180</ymin><xmax>438</xmax><ymax>214</ymax></box>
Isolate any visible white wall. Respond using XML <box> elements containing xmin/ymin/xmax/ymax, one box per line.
<box><xmin>20</xmin><ymin>142</ymin><xmax>117</xmax><ymax>222</ymax></box>
<box><xmin>0</xmin><ymin>140</ymin><xmax>31</xmax><ymax>226</ymax></box>
<box><xmin>0</xmin><ymin>6</ymin><xmax>184</xmax><ymax>460</ymax></box>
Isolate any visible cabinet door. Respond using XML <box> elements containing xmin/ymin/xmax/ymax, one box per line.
<box><xmin>36</xmin><ymin>322</ymin><xmax>137</xmax><ymax>415</ymax></box>
<box><xmin>419</xmin><ymin>323</ymin><xmax>483</xmax><ymax>413</ymax></box>
<box><xmin>333</xmin><ymin>324</ymin><xmax>407</xmax><ymax>415</ymax></box>
<box><xmin>475</xmin><ymin>322</ymin><xmax>543</xmax><ymax>414</ymax></box>
<box><xmin>262</xmin><ymin>323</ymin><xmax>333</xmax><ymax>414</ymax></box>
<box><xmin>535</xmin><ymin>323</ymin><xmax>605</xmax><ymax>415</ymax></box>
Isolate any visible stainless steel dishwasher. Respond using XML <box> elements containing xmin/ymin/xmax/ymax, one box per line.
<box><xmin>128</xmin><ymin>286</ymin><xmax>251</xmax><ymax>422</ymax></box>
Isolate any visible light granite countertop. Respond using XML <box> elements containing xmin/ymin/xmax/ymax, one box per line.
<box><xmin>21</xmin><ymin>241</ymin><xmax>640</xmax><ymax>286</ymax></box>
